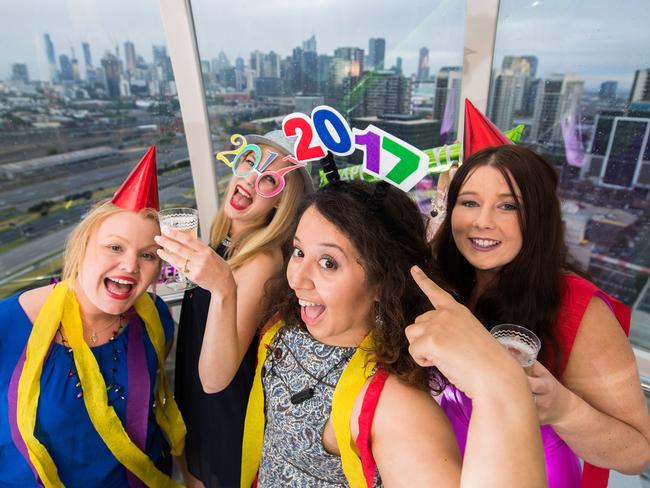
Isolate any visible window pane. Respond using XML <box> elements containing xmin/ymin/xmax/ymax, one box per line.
<box><xmin>191</xmin><ymin>0</ymin><xmax>465</xmax><ymax>211</ymax></box>
<box><xmin>489</xmin><ymin>0</ymin><xmax>650</xmax><ymax>351</ymax></box>
<box><xmin>0</xmin><ymin>0</ymin><xmax>194</xmax><ymax>298</ymax></box>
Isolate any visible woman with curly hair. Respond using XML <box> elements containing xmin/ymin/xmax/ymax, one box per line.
<box><xmin>239</xmin><ymin>178</ymin><xmax>546</xmax><ymax>487</ymax></box>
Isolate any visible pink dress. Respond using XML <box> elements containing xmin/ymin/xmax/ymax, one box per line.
<box><xmin>440</xmin><ymin>274</ymin><xmax>631</xmax><ymax>488</ymax></box>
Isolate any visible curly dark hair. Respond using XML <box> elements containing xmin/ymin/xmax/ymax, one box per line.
<box><xmin>432</xmin><ymin>144</ymin><xmax>569</xmax><ymax>372</ymax></box>
<box><xmin>265</xmin><ymin>180</ymin><xmax>448</xmax><ymax>392</ymax></box>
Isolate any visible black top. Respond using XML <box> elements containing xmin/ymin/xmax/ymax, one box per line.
<box><xmin>174</xmin><ymin>244</ymin><xmax>258</xmax><ymax>488</ymax></box>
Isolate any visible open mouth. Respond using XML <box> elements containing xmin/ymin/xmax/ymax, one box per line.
<box><xmin>230</xmin><ymin>184</ymin><xmax>253</xmax><ymax>211</ymax></box>
<box><xmin>469</xmin><ymin>238</ymin><xmax>501</xmax><ymax>250</ymax></box>
<box><xmin>104</xmin><ymin>276</ymin><xmax>135</xmax><ymax>300</ymax></box>
<box><xmin>298</xmin><ymin>298</ymin><xmax>326</xmax><ymax>325</ymax></box>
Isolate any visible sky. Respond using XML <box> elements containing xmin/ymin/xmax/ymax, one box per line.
<box><xmin>1</xmin><ymin>0</ymin><xmax>648</xmax><ymax>91</ymax></box>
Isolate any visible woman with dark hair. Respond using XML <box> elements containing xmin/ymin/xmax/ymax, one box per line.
<box><xmin>239</xmin><ymin>179</ymin><xmax>547</xmax><ymax>487</ymax></box>
<box><xmin>432</xmin><ymin>144</ymin><xmax>650</xmax><ymax>486</ymax></box>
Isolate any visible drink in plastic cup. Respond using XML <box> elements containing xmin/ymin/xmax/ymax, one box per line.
<box><xmin>490</xmin><ymin>324</ymin><xmax>541</xmax><ymax>368</ymax></box>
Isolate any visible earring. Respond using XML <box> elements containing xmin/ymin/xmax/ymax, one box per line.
<box><xmin>374</xmin><ymin>310</ymin><xmax>384</xmax><ymax>327</ymax></box>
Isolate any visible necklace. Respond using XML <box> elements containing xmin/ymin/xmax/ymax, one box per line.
<box><xmin>85</xmin><ymin>314</ymin><xmax>124</xmax><ymax>344</ymax></box>
<box><xmin>265</xmin><ymin>330</ymin><xmax>354</xmax><ymax>405</ymax></box>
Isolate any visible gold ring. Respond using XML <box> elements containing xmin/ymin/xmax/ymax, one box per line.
<box><xmin>182</xmin><ymin>258</ymin><xmax>190</xmax><ymax>274</ymax></box>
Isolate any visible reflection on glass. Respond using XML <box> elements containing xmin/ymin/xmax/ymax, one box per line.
<box><xmin>191</xmin><ymin>0</ymin><xmax>466</xmax><ymax>215</ymax></box>
<box><xmin>0</xmin><ymin>0</ymin><xmax>194</xmax><ymax>298</ymax></box>
<box><xmin>489</xmin><ymin>0</ymin><xmax>650</xmax><ymax>351</ymax></box>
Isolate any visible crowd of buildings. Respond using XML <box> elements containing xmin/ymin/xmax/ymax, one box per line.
<box><xmin>1</xmin><ymin>33</ymin><xmax>650</xmax><ymax>320</ymax></box>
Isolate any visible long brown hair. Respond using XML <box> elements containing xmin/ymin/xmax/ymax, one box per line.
<box><xmin>268</xmin><ymin>181</ymin><xmax>447</xmax><ymax>391</ymax></box>
<box><xmin>433</xmin><ymin>145</ymin><xmax>567</xmax><ymax>368</ymax></box>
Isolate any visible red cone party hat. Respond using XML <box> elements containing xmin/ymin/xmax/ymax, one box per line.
<box><xmin>112</xmin><ymin>146</ymin><xmax>159</xmax><ymax>211</ymax></box>
<box><xmin>463</xmin><ymin>99</ymin><xmax>512</xmax><ymax>160</ymax></box>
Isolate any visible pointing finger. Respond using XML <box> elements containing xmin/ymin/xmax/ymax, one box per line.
<box><xmin>410</xmin><ymin>265</ymin><xmax>454</xmax><ymax>309</ymax></box>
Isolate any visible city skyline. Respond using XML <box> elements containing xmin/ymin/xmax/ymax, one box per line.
<box><xmin>1</xmin><ymin>0</ymin><xmax>649</xmax><ymax>91</ymax></box>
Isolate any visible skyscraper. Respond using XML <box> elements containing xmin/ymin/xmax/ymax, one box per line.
<box><xmin>630</xmin><ymin>68</ymin><xmax>650</xmax><ymax>103</ymax></box>
<box><xmin>355</xmin><ymin>71</ymin><xmax>412</xmax><ymax>117</ymax></box>
<box><xmin>530</xmin><ymin>73</ymin><xmax>583</xmax><ymax>144</ymax></box>
<box><xmin>82</xmin><ymin>42</ymin><xmax>93</xmax><ymax>69</ymax></box>
<box><xmin>583</xmin><ymin>112</ymin><xmax>650</xmax><ymax>189</ymax></box>
<box><xmin>433</xmin><ymin>67</ymin><xmax>461</xmax><ymax>132</ymax></box>
<box><xmin>101</xmin><ymin>52</ymin><xmax>121</xmax><ymax>97</ymax></box>
<box><xmin>368</xmin><ymin>38</ymin><xmax>386</xmax><ymax>71</ymax></box>
<box><xmin>43</xmin><ymin>33</ymin><xmax>58</xmax><ymax>82</ymax></box>
<box><xmin>124</xmin><ymin>41</ymin><xmax>137</xmax><ymax>73</ymax></box>
<box><xmin>59</xmin><ymin>54</ymin><xmax>74</xmax><ymax>82</ymax></box>
<box><xmin>487</xmin><ymin>58</ymin><xmax>532</xmax><ymax>130</ymax></box>
<box><xmin>417</xmin><ymin>47</ymin><xmax>430</xmax><ymax>81</ymax></box>
<box><xmin>502</xmin><ymin>55</ymin><xmax>538</xmax><ymax>78</ymax></box>
<box><xmin>333</xmin><ymin>47</ymin><xmax>364</xmax><ymax>77</ymax></box>
<box><xmin>11</xmin><ymin>64</ymin><xmax>29</xmax><ymax>83</ymax></box>
<box><xmin>234</xmin><ymin>56</ymin><xmax>246</xmax><ymax>91</ymax></box>
<box><xmin>599</xmin><ymin>81</ymin><xmax>618</xmax><ymax>102</ymax></box>
<box><xmin>302</xmin><ymin>35</ymin><xmax>317</xmax><ymax>53</ymax></box>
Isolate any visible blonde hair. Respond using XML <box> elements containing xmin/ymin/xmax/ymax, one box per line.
<box><xmin>209</xmin><ymin>167</ymin><xmax>305</xmax><ymax>269</ymax></box>
<box><xmin>62</xmin><ymin>200</ymin><xmax>160</xmax><ymax>281</ymax></box>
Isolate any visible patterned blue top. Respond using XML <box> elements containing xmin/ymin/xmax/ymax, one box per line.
<box><xmin>0</xmin><ymin>291</ymin><xmax>174</xmax><ymax>488</ymax></box>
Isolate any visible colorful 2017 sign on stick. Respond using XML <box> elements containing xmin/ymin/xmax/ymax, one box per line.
<box><xmin>282</xmin><ymin>105</ymin><xmax>429</xmax><ymax>192</ymax></box>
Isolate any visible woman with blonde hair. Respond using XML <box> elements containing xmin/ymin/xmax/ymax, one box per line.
<box><xmin>156</xmin><ymin>130</ymin><xmax>312</xmax><ymax>487</ymax></box>
<box><xmin>0</xmin><ymin>148</ymin><xmax>185</xmax><ymax>487</ymax></box>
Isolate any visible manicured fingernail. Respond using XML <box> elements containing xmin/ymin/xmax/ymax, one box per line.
<box><xmin>153</xmin><ymin>235</ymin><xmax>161</xmax><ymax>243</ymax></box>
<box><xmin>412</xmin><ymin>265</ymin><xmax>423</xmax><ymax>275</ymax></box>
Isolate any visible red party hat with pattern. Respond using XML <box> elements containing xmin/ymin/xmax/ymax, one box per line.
<box><xmin>111</xmin><ymin>145</ymin><xmax>159</xmax><ymax>211</ymax></box>
<box><xmin>463</xmin><ymin>99</ymin><xmax>512</xmax><ymax>160</ymax></box>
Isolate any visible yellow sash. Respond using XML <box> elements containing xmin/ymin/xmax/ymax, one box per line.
<box><xmin>240</xmin><ymin>320</ymin><xmax>376</xmax><ymax>488</ymax></box>
<box><xmin>16</xmin><ymin>279</ymin><xmax>186</xmax><ymax>487</ymax></box>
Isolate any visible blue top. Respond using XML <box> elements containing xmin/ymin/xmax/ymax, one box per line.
<box><xmin>0</xmin><ymin>291</ymin><xmax>174</xmax><ymax>488</ymax></box>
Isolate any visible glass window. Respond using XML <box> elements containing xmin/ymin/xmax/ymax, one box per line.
<box><xmin>0</xmin><ymin>0</ymin><xmax>194</xmax><ymax>298</ymax></box>
<box><xmin>489</xmin><ymin>0</ymin><xmax>650</xmax><ymax>351</ymax></box>
<box><xmin>190</xmin><ymin>0</ymin><xmax>466</xmax><ymax>211</ymax></box>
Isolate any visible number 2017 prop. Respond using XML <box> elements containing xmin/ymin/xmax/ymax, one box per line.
<box><xmin>282</xmin><ymin>106</ymin><xmax>429</xmax><ymax>192</ymax></box>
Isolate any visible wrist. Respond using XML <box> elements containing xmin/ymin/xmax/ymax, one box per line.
<box><xmin>545</xmin><ymin>382</ymin><xmax>577</xmax><ymax>429</ymax></box>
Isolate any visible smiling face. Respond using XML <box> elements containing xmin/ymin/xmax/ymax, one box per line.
<box><xmin>75</xmin><ymin>211</ymin><xmax>161</xmax><ymax>317</ymax></box>
<box><xmin>287</xmin><ymin>206</ymin><xmax>377</xmax><ymax>347</ymax></box>
<box><xmin>223</xmin><ymin>143</ymin><xmax>290</xmax><ymax>235</ymax></box>
<box><xmin>451</xmin><ymin>165</ymin><xmax>523</xmax><ymax>279</ymax></box>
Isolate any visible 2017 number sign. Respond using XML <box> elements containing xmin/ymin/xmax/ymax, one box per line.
<box><xmin>282</xmin><ymin>106</ymin><xmax>428</xmax><ymax>192</ymax></box>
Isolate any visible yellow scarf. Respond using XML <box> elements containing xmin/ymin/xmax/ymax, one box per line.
<box><xmin>241</xmin><ymin>320</ymin><xmax>376</xmax><ymax>488</ymax></box>
<box><xmin>16</xmin><ymin>279</ymin><xmax>186</xmax><ymax>487</ymax></box>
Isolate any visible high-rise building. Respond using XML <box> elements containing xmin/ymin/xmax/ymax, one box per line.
<box><xmin>487</xmin><ymin>59</ymin><xmax>532</xmax><ymax>130</ymax></box>
<box><xmin>502</xmin><ymin>55</ymin><xmax>538</xmax><ymax>78</ymax></box>
<box><xmin>583</xmin><ymin>111</ymin><xmax>650</xmax><ymax>189</ymax></box>
<box><xmin>43</xmin><ymin>33</ymin><xmax>58</xmax><ymax>82</ymax></box>
<box><xmin>333</xmin><ymin>47</ymin><xmax>364</xmax><ymax>78</ymax></box>
<box><xmin>433</xmin><ymin>66</ymin><xmax>461</xmax><ymax>130</ymax></box>
<box><xmin>393</xmin><ymin>57</ymin><xmax>403</xmax><ymax>75</ymax></box>
<box><xmin>599</xmin><ymin>81</ymin><xmax>618</xmax><ymax>102</ymax></box>
<box><xmin>417</xmin><ymin>47</ymin><xmax>430</xmax><ymax>81</ymax></box>
<box><xmin>124</xmin><ymin>41</ymin><xmax>137</xmax><ymax>73</ymax></box>
<box><xmin>317</xmin><ymin>55</ymin><xmax>331</xmax><ymax>94</ymax></box>
<box><xmin>70</xmin><ymin>48</ymin><xmax>81</xmax><ymax>82</ymax></box>
<box><xmin>630</xmin><ymin>68</ymin><xmax>650</xmax><ymax>103</ymax></box>
<box><xmin>152</xmin><ymin>45</ymin><xmax>173</xmax><ymax>82</ymax></box>
<box><xmin>11</xmin><ymin>64</ymin><xmax>29</xmax><ymax>83</ymax></box>
<box><xmin>59</xmin><ymin>54</ymin><xmax>74</xmax><ymax>82</ymax></box>
<box><xmin>530</xmin><ymin>73</ymin><xmax>583</xmax><ymax>144</ymax></box>
<box><xmin>82</xmin><ymin>42</ymin><xmax>92</xmax><ymax>69</ymax></box>
<box><xmin>302</xmin><ymin>35</ymin><xmax>317</xmax><ymax>53</ymax></box>
<box><xmin>488</xmin><ymin>69</ymin><xmax>528</xmax><ymax>130</ymax></box>
<box><xmin>290</xmin><ymin>47</ymin><xmax>318</xmax><ymax>95</ymax></box>
<box><xmin>354</xmin><ymin>71</ymin><xmax>412</xmax><ymax>117</ymax></box>
<box><xmin>368</xmin><ymin>38</ymin><xmax>386</xmax><ymax>71</ymax></box>
<box><xmin>234</xmin><ymin>56</ymin><xmax>246</xmax><ymax>91</ymax></box>
<box><xmin>101</xmin><ymin>52</ymin><xmax>121</xmax><ymax>98</ymax></box>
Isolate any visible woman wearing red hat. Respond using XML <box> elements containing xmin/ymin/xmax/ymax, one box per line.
<box><xmin>0</xmin><ymin>147</ymin><xmax>186</xmax><ymax>487</ymax></box>
<box><xmin>156</xmin><ymin>130</ymin><xmax>312</xmax><ymax>488</ymax></box>
<box><xmin>429</xmin><ymin>105</ymin><xmax>650</xmax><ymax>487</ymax></box>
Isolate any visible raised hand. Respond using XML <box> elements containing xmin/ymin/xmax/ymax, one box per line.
<box><xmin>405</xmin><ymin>265</ymin><xmax>524</xmax><ymax>400</ymax></box>
<box><xmin>155</xmin><ymin>228</ymin><xmax>236</xmax><ymax>297</ymax></box>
